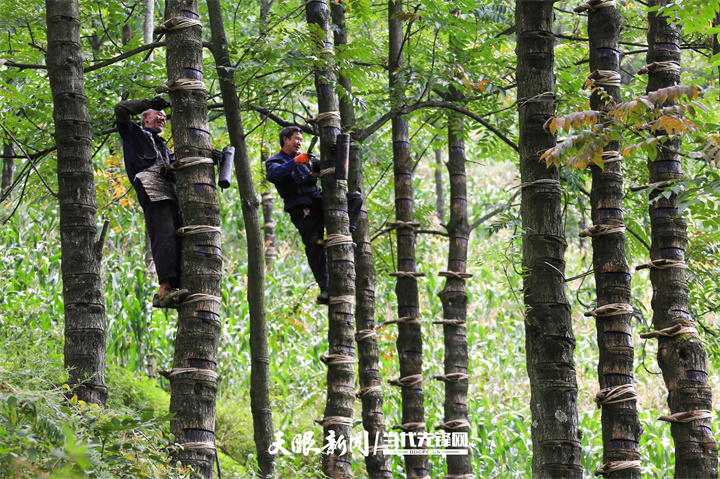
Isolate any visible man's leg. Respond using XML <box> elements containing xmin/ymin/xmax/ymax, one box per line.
<box><xmin>290</xmin><ymin>199</ymin><xmax>328</xmax><ymax>295</ymax></box>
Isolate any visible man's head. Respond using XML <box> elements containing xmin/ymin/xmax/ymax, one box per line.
<box><xmin>279</xmin><ymin>126</ymin><xmax>303</xmax><ymax>156</ymax></box>
<box><xmin>141</xmin><ymin>109</ymin><xmax>166</xmax><ymax>133</ymax></box>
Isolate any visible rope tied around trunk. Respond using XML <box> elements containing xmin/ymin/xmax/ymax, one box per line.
<box><xmin>318</xmin><ymin>168</ymin><xmax>336</xmax><ymax>178</ymax></box>
<box><xmin>439</xmin><ymin>271</ymin><xmax>473</xmax><ymax>280</ymax></box>
<box><xmin>445</xmin><ymin>475</ymin><xmax>475</xmax><ymax>479</ymax></box>
<box><xmin>388</xmin><ymin>374</ymin><xmax>423</xmax><ymax>388</ymax></box>
<box><xmin>177</xmin><ymin>225</ymin><xmax>222</xmax><ymax>236</ymax></box>
<box><xmin>392</xmin><ymin>422</ymin><xmax>426</xmax><ymax>432</ymax></box>
<box><xmin>320</xmin><ymin>354</ymin><xmax>355</xmax><ymax>365</ymax></box>
<box><xmin>178</xmin><ymin>441</ymin><xmax>217</xmax><ymax>455</ymax></box>
<box><xmin>635</xmin><ymin>258</ymin><xmax>686</xmax><ymax>271</ymax></box>
<box><xmin>390</xmin><ymin>271</ymin><xmax>426</xmax><ymax>280</ymax></box>
<box><xmin>579</xmin><ymin>224</ymin><xmax>626</xmax><ymax>238</ymax></box>
<box><xmin>640</xmin><ymin>323</ymin><xmax>698</xmax><ymax>339</ymax></box>
<box><xmin>315</xmin><ymin>416</ymin><xmax>353</xmax><ymax>427</ymax></box>
<box><xmin>601</xmin><ymin>150</ymin><xmax>623</xmax><ymax>164</ymax></box>
<box><xmin>180</xmin><ymin>293</ymin><xmax>222</xmax><ymax>305</ymax></box>
<box><xmin>356</xmin><ymin>385</ymin><xmax>382</xmax><ymax>398</ymax></box>
<box><xmin>435</xmin><ymin>419</ymin><xmax>471</xmax><ymax>431</ymax></box>
<box><xmin>574</xmin><ymin>0</ymin><xmax>616</xmax><ymax>13</ymax></box>
<box><xmin>432</xmin><ymin>373</ymin><xmax>470</xmax><ymax>383</ymax></box>
<box><xmin>638</xmin><ymin>61</ymin><xmax>681</xmax><ymax>75</ymax></box>
<box><xmin>629</xmin><ymin>179</ymin><xmax>680</xmax><ymax>192</ymax></box>
<box><xmin>325</xmin><ymin>234</ymin><xmax>353</xmax><ymax>247</ymax></box>
<box><xmin>594</xmin><ymin>384</ymin><xmax>637</xmax><ymax>406</ymax></box>
<box><xmin>160</xmin><ymin>367</ymin><xmax>218</xmax><ymax>380</ymax></box>
<box><xmin>585</xmin><ymin>69</ymin><xmax>621</xmax><ymax>87</ymax></box>
<box><xmin>155</xmin><ymin>78</ymin><xmax>206</xmax><ymax>93</ymax></box>
<box><xmin>329</xmin><ymin>295</ymin><xmax>355</xmax><ymax>306</ymax></box>
<box><xmin>594</xmin><ymin>460</ymin><xmax>641</xmax><ymax>476</ymax></box>
<box><xmin>388</xmin><ymin>220</ymin><xmax>421</xmax><ymax>229</ymax></box>
<box><xmin>433</xmin><ymin>319</ymin><xmax>467</xmax><ymax>327</ymax></box>
<box><xmin>355</xmin><ymin>329</ymin><xmax>377</xmax><ymax>342</ymax></box>
<box><xmin>383</xmin><ymin>316</ymin><xmax>422</xmax><ymax>326</ymax></box>
<box><xmin>584</xmin><ymin>302</ymin><xmax>634</xmax><ymax>318</ymax></box>
<box><xmin>154</xmin><ymin>17</ymin><xmax>202</xmax><ymax>34</ymax></box>
<box><xmin>659</xmin><ymin>410</ymin><xmax>712</xmax><ymax>423</ymax></box>
<box><xmin>514</xmin><ymin>178</ymin><xmax>561</xmax><ymax>190</ymax></box>
<box><xmin>312</xmin><ymin>111</ymin><xmax>341</xmax><ymax>124</ymax></box>
<box><xmin>169</xmin><ymin>156</ymin><xmax>214</xmax><ymax>170</ymax></box>
<box><xmin>263</xmin><ymin>222</ymin><xmax>275</xmax><ymax>229</ymax></box>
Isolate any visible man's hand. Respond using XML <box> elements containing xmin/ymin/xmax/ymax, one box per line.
<box><xmin>149</xmin><ymin>96</ymin><xmax>170</xmax><ymax>111</ymax></box>
<box><xmin>294</xmin><ymin>152</ymin><xmax>312</xmax><ymax>165</ymax></box>
<box><xmin>212</xmin><ymin>148</ymin><xmax>223</xmax><ymax>164</ymax></box>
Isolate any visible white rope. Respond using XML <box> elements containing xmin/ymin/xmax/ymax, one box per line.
<box><xmin>177</xmin><ymin>225</ymin><xmax>222</xmax><ymax>236</ymax></box>
<box><xmin>155</xmin><ymin>78</ymin><xmax>206</xmax><ymax>93</ymax></box>
<box><xmin>170</xmin><ymin>156</ymin><xmax>214</xmax><ymax>170</ymax></box>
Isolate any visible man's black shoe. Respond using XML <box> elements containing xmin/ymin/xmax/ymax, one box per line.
<box><xmin>317</xmin><ymin>290</ymin><xmax>329</xmax><ymax>305</ymax></box>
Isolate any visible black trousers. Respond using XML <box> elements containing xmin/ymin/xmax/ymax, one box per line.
<box><xmin>289</xmin><ymin>197</ymin><xmax>328</xmax><ymax>292</ymax></box>
<box><xmin>134</xmin><ymin>182</ymin><xmax>181</xmax><ymax>288</ymax></box>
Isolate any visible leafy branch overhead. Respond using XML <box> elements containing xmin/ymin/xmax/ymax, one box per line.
<box><xmin>541</xmin><ymin>82</ymin><xmax>720</xmax><ymax>169</ymax></box>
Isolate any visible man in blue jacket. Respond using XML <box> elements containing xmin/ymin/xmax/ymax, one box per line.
<box><xmin>115</xmin><ymin>96</ymin><xmax>187</xmax><ymax>308</ymax></box>
<box><xmin>266</xmin><ymin>126</ymin><xmax>362</xmax><ymax>304</ymax></box>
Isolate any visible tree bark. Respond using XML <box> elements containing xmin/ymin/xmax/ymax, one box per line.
<box><xmin>388</xmin><ymin>1</ymin><xmax>429</xmax><ymax>477</ymax></box>
<box><xmin>645</xmin><ymin>2</ymin><xmax>718</xmax><ymax>477</ymax></box>
<box><xmin>305</xmin><ymin>2</ymin><xmax>356</xmax><ymax>477</ymax></box>
<box><xmin>516</xmin><ymin>1</ymin><xmax>582</xmax><ymax>477</ymax></box>
<box><xmin>332</xmin><ymin>2</ymin><xmax>392</xmax><ymax>477</ymax></box>
<box><xmin>586</xmin><ymin>5</ymin><xmax>642</xmax><ymax>478</ymax></box>
<box><xmin>434</xmin><ymin>149</ymin><xmax>444</xmax><ymax>223</ymax></box>
<box><xmin>165</xmin><ymin>2</ymin><xmax>222</xmax><ymax>477</ymax></box>
<box><xmin>261</xmin><ymin>149</ymin><xmax>277</xmax><ymax>266</ymax></box>
<box><xmin>46</xmin><ymin>0</ymin><xmax>107</xmax><ymax>406</ymax></box>
<box><xmin>2</xmin><ymin>141</ymin><xmax>14</xmax><ymax>192</ymax></box>
<box><xmin>207</xmin><ymin>2</ymin><xmax>275</xmax><ymax>477</ymax></box>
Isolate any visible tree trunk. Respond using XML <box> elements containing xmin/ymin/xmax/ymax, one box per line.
<box><xmin>2</xmin><ymin>141</ymin><xmax>14</xmax><ymax>192</ymax></box>
<box><xmin>143</xmin><ymin>0</ymin><xmax>154</xmax><ymax>46</ymax></box>
<box><xmin>434</xmin><ymin>149</ymin><xmax>444</xmax><ymax>223</ymax></box>
<box><xmin>586</xmin><ymin>5</ymin><xmax>642</xmax><ymax>478</ymax></box>
<box><xmin>516</xmin><ymin>1</ymin><xmax>582</xmax><ymax>477</ymax></box>
<box><xmin>388</xmin><ymin>1</ymin><xmax>428</xmax><ymax>477</ymax></box>
<box><xmin>644</xmin><ymin>2</ymin><xmax>718</xmax><ymax>476</ymax></box>
<box><xmin>331</xmin><ymin>2</ymin><xmax>392</xmax><ymax>477</ymax></box>
<box><xmin>207</xmin><ymin>2</ymin><xmax>275</xmax><ymax>477</ymax></box>
<box><xmin>261</xmin><ymin>149</ymin><xmax>277</xmax><ymax>266</ymax></box>
<box><xmin>305</xmin><ymin>2</ymin><xmax>356</xmax><ymax>477</ymax></box>
<box><xmin>46</xmin><ymin>0</ymin><xmax>107</xmax><ymax>406</ymax></box>
<box><xmin>165</xmin><ymin>2</ymin><xmax>222</xmax><ymax>477</ymax></box>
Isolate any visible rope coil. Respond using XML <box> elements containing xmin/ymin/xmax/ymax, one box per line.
<box><xmin>179</xmin><ymin>441</ymin><xmax>217</xmax><ymax>456</ymax></box>
<box><xmin>156</xmin><ymin>78</ymin><xmax>206</xmax><ymax>93</ymax></box>
<box><xmin>658</xmin><ymin>410</ymin><xmax>712</xmax><ymax>423</ymax></box>
<box><xmin>594</xmin><ymin>384</ymin><xmax>637</xmax><ymax>406</ymax></box>
<box><xmin>319</xmin><ymin>168</ymin><xmax>336</xmax><ymax>178</ymax></box>
<box><xmin>439</xmin><ymin>271</ymin><xmax>473</xmax><ymax>280</ymax></box>
<box><xmin>315</xmin><ymin>416</ymin><xmax>353</xmax><ymax>427</ymax></box>
<box><xmin>177</xmin><ymin>225</ymin><xmax>222</xmax><ymax>236</ymax></box>
<box><xmin>329</xmin><ymin>295</ymin><xmax>356</xmax><ymax>306</ymax></box>
<box><xmin>383</xmin><ymin>316</ymin><xmax>422</xmax><ymax>326</ymax></box>
<box><xmin>638</xmin><ymin>61</ymin><xmax>681</xmax><ymax>75</ymax></box>
<box><xmin>325</xmin><ymin>234</ymin><xmax>353</xmax><ymax>247</ymax></box>
<box><xmin>574</xmin><ymin>0</ymin><xmax>616</xmax><ymax>13</ymax></box>
<box><xmin>356</xmin><ymin>385</ymin><xmax>382</xmax><ymax>398</ymax></box>
<box><xmin>154</xmin><ymin>17</ymin><xmax>202</xmax><ymax>34</ymax></box>
<box><xmin>392</xmin><ymin>422</ymin><xmax>426</xmax><ymax>432</ymax></box>
<box><xmin>635</xmin><ymin>259</ymin><xmax>686</xmax><ymax>271</ymax></box>
<box><xmin>585</xmin><ymin>69</ymin><xmax>621</xmax><ymax>87</ymax></box>
<box><xmin>355</xmin><ymin>329</ymin><xmax>377</xmax><ymax>342</ymax></box>
<box><xmin>169</xmin><ymin>156</ymin><xmax>214</xmax><ymax>170</ymax></box>
<box><xmin>436</xmin><ymin>419</ymin><xmax>471</xmax><ymax>431</ymax></box>
<box><xmin>162</xmin><ymin>367</ymin><xmax>218</xmax><ymax>380</ymax></box>
<box><xmin>432</xmin><ymin>373</ymin><xmax>470</xmax><ymax>383</ymax></box>
<box><xmin>601</xmin><ymin>150</ymin><xmax>623</xmax><ymax>164</ymax></box>
<box><xmin>433</xmin><ymin>319</ymin><xmax>467</xmax><ymax>327</ymax></box>
<box><xmin>388</xmin><ymin>374</ymin><xmax>423</xmax><ymax>388</ymax></box>
<box><xmin>390</xmin><ymin>271</ymin><xmax>426</xmax><ymax>280</ymax></box>
<box><xmin>320</xmin><ymin>354</ymin><xmax>355</xmax><ymax>365</ymax></box>
<box><xmin>579</xmin><ymin>224</ymin><xmax>626</xmax><ymax>238</ymax></box>
<box><xmin>388</xmin><ymin>221</ymin><xmax>421</xmax><ymax>229</ymax></box>
<box><xmin>584</xmin><ymin>303</ymin><xmax>634</xmax><ymax>318</ymax></box>
<box><xmin>515</xmin><ymin>179</ymin><xmax>561</xmax><ymax>190</ymax></box>
<box><xmin>640</xmin><ymin>323</ymin><xmax>698</xmax><ymax>339</ymax></box>
<box><xmin>594</xmin><ymin>460</ymin><xmax>641</xmax><ymax>476</ymax></box>
<box><xmin>180</xmin><ymin>293</ymin><xmax>222</xmax><ymax>305</ymax></box>
<box><xmin>313</xmin><ymin>111</ymin><xmax>341</xmax><ymax>124</ymax></box>
<box><xmin>445</xmin><ymin>475</ymin><xmax>476</xmax><ymax>479</ymax></box>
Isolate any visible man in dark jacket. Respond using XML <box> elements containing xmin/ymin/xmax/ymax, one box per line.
<box><xmin>265</xmin><ymin>126</ymin><xmax>362</xmax><ymax>304</ymax></box>
<box><xmin>115</xmin><ymin>96</ymin><xmax>187</xmax><ymax>308</ymax></box>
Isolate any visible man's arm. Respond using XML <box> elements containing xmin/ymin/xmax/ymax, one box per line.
<box><xmin>114</xmin><ymin>98</ymin><xmax>152</xmax><ymax>125</ymax></box>
<box><xmin>265</xmin><ymin>155</ymin><xmax>296</xmax><ymax>184</ymax></box>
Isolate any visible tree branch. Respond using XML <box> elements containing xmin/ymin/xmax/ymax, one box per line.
<box><xmin>83</xmin><ymin>42</ymin><xmax>165</xmax><ymax>72</ymax></box>
<box><xmin>469</xmin><ymin>189</ymin><xmax>520</xmax><ymax>231</ymax></box>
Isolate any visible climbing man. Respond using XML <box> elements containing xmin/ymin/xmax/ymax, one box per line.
<box><xmin>115</xmin><ymin>96</ymin><xmax>188</xmax><ymax>308</ymax></box>
<box><xmin>265</xmin><ymin>126</ymin><xmax>362</xmax><ymax>304</ymax></box>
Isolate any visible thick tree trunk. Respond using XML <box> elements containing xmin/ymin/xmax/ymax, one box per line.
<box><xmin>331</xmin><ymin>2</ymin><xmax>391</xmax><ymax>477</ymax></box>
<box><xmin>644</xmin><ymin>2</ymin><xmax>718</xmax><ymax>477</ymax></box>
<box><xmin>207</xmin><ymin>2</ymin><xmax>275</xmax><ymax>477</ymax></box>
<box><xmin>434</xmin><ymin>149</ymin><xmax>444</xmax><ymax>223</ymax></box>
<box><xmin>143</xmin><ymin>0</ymin><xmax>154</xmax><ymax>46</ymax></box>
<box><xmin>305</xmin><ymin>2</ymin><xmax>356</xmax><ymax>477</ymax></box>
<box><xmin>516</xmin><ymin>1</ymin><xmax>582</xmax><ymax>477</ymax></box>
<box><xmin>388</xmin><ymin>1</ymin><xmax>428</xmax><ymax>477</ymax></box>
<box><xmin>165</xmin><ymin>2</ymin><xmax>222</xmax><ymax>477</ymax></box>
<box><xmin>586</xmin><ymin>5</ymin><xmax>642</xmax><ymax>478</ymax></box>
<box><xmin>2</xmin><ymin>141</ymin><xmax>14</xmax><ymax>192</ymax></box>
<box><xmin>46</xmin><ymin>0</ymin><xmax>107</xmax><ymax>406</ymax></box>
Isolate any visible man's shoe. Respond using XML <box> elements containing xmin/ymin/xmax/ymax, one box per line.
<box><xmin>153</xmin><ymin>288</ymin><xmax>189</xmax><ymax>308</ymax></box>
<box><xmin>316</xmin><ymin>290</ymin><xmax>329</xmax><ymax>305</ymax></box>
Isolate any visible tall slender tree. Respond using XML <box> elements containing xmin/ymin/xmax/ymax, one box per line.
<box><xmin>580</xmin><ymin>2</ymin><xmax>643</xmax><ymax>477</ymax></box>
<box><xmin>207</xmin><ymin>1</ymin><xmax>275</xmax><ymax>476</ymax></box>
<box><xmin>2</xmin><ymin>141</ymin><xmax>14</xmax><ymax>192</ymax></box>
<box><xmin>305</xmin><ymin>1</ymin><xmax>357</xmax><ymax>477</ymax></box>
<box><xmin>516</xmin><ymin>0</ymin><xmax>582</xmax><ymax>476</ymax></box>
<box><xmin>163</xmin><ymin>1</ymin><xmax>222</xmax><ymax>477</ymax></box>
<box><xmin>331</xmin><ymin>2</ymin><xmax>392</xmax><ymax>477</ymax></box>
<box><xmin>641</xmin><ymin>1</ymin><xmax>718</xmax><ymax>476</ymax></box>
<box><xmin>46</xmin><ymin>0</ymin><xmax>107</xmax><ymax>406</ymax></box>
<box><xmin>388</xmin><ymin>1</ymin><xmax>429</xmax><ymax>477</ymax></box>
<box><xmin>434</xmin><ymin>149</ymin><xmax>444</xmax><ymax>223</ymax></box>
